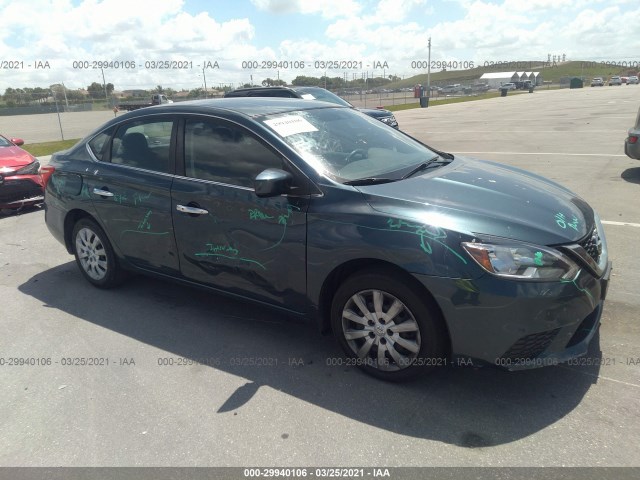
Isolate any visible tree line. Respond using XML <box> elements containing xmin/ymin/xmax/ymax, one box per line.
<box><xmin>1</xmin><ymin>73</ymin><xmax>404</xmax><ymax>107</ymax></box>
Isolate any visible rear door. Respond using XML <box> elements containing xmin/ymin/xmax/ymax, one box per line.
<box><xmin>171</xmin><ymin>115</ymin><xmax>310</xmax><ymax>311</ymax></box>
<box><xmin>87</xmin><ymin>116</ymin><xmax>180</xmax><ymax>274</ymax></box>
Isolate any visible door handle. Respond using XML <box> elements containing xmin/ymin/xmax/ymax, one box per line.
<box><xmin>176</xmin><ymin>204</ymin><xmax>209</xmax><ymax>215</ymax></box>
<box><xmin>92</xmin><ymin>188</ymin><xmax>114</xmax><ymax>197</ymax></box>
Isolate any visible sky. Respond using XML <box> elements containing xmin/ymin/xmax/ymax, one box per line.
<box><xmin>1</xmin><ymin>0</ymin><xmax>639</xmax><ymax>93</ymax></box>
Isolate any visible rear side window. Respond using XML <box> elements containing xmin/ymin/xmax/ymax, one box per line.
<box><xmin>87</xmin><ymin>129</ymin><xmax>113</xmax><ymax>161</ymax></box>
<box><xmin>111</xmin><ymin>120</ymin><xmax>174</xmax><ymax>173</ymax></box>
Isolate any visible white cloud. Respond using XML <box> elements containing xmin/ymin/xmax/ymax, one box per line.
<box><xmin>0</xmin><ymin>0</ymin><xmax>268</xmax><ymax>90</ymax></box>
<box><xmin>1</xmin><ymin>0</ymin><xmax>639</xmax><ymax>91</ymax></box>
<box><xmin>250</xmin><ymin>0</ymin><xmax>362</xmax><ymax>18</ymax></box>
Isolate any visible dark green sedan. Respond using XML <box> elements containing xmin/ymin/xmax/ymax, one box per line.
<box><xmin>43</xmin><ymin>98</ymin><xmax>611</xmax><ymax>381</ymax></box>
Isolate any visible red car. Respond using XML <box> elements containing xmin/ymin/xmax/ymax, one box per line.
<box><xmin>0</xmin><ymin>135</ymin><xmax>44</xmax><ymax>210</ymax></box>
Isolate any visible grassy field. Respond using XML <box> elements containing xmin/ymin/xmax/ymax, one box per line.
<box><xmin>384</xmin><ymin>89</ymin><xmax>535</xmax><ymax>112</ymax></box>
<box><xmin>388</xmin><ymin>61</ymin><xmax>634</xmax><ymax>89</ymax></box>
<box><xmin>21</xmin><ymin>139</ymin><xmax>80</xmax><ymax>157</ymax></box>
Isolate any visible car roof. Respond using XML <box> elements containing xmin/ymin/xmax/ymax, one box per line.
<box><xmin>78</xmin><ymin>98</ymin><xmax>353</xmax><ymax>144</ymax></box>
<box><xmin>117</xmin><ymin>97</ymin><xmax>345</xmax><ymax>119</ymax></box>
<box><xmin>224</xmin><ymin>86</ymin><xmax>299</xmax><ymax>98</ymax></box>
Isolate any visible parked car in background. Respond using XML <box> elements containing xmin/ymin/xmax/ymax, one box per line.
<box><xmin>43</xmin><ymin>98</ymin><xmax>611</xmax><ymax>381</ymax></box>
<box><xmin>624</xmin><ymin>106</ymin><xmax>640</xmax><ymax>160</ymax></box>
<box><xmin>470</xmin><ymin>83</ymin><xmax>490</xmax><ymax>93</ymax></box>
<box><xmin>500</xmin><ymin>83</ymin><xmax>516</xmax><ymax>90</ymax></box>
<box><xmin>608</xmin><ymin>76</ymin><xmax>622</xmax><ymax>86</ymax></box>
<box><xmin>627</xmin><ymin>76</ymin><xmax>639</xmax><ymax>85</ymax></box>
<box><xmin>590</xmin><ymin>77</ymin><xmax>604</xmax><ymax>87</ymax></box>
<box><xmin>0</xmin><ymin>135</ymin><xmax>44</xmax><ymax>210</ymax></box>
<box><xmin>440</xmin><ymin>84</ymin><xmax>463</xmax><ymax>94</ymax></box>
<box><xmin>224</xmin><ymin>86</ymin><xmax>399</xmax><ymax>129</ymax></box>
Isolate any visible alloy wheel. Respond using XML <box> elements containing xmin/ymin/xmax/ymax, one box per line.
<box><xmin>341</xmin><ymin>289</ymin><xmax>421</xmax><ymax>371</ymax></box>
<box><xmin>75</xmin><ymin>227</ymin><xmax>108</xmax><ymax>281</ymax></box>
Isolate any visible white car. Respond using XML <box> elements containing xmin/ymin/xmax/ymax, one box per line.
<box><xmin>500</xmin><ymin>83</ymin><xmax>516</xmax><ymax>90</ymax></box>
<box><xmin>441</xmin><ymin>84</ymin><xmax>462</xmax><ymax>94</ymax></box>
<box><xmin>608</xmin><ymin>76</ymin><xmax>622</xmax><ymax>86</ymax></box>
<box><xmin>627</xmin><ymin>76</ymin><xmax>639</xmax><ymax>85</ymax></box>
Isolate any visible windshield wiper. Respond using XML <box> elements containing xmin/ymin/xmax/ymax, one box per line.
<box><xmin>344</xmin><ymin>177</ymin><xmax>396</xmax><ymax>186</ymax></box>
<box><xmin>401</xmin><ymin>156</ymin><xmax>452</xmax><ymax>179</ymax></box>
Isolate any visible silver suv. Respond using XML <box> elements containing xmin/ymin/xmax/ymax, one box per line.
<box><xmin>608</xmin><ymin>76</ymin><xmax>622</xmax><ymax>86</ymax></box>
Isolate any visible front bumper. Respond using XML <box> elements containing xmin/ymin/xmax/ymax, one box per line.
<box><xmin>416</xmin><ymin>261</ymin><xmax>612</xmax><ymax>369</ymax></box>
<box><xmin>0</xmin><ymin>175</ymin><xmax>44</xmax><ymax>208</ymax></box>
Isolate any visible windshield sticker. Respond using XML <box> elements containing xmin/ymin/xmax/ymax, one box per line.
<box><xmin>555</xmin><ymin>212</ymin><xmax>579</xmax><ymax>231</ymax></box>
<box><xmin>300</xmin><ymin>94</ymin><xmax>316</xmax><ymax>100</ymax></box>
<box><xmin>264</xmin><ymin>115</ymin><xmax>318</xmax><ymax>137</ymax></box>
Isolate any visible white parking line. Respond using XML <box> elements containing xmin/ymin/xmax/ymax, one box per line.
<box><xmin>559</xmin><ymin>366</ymin><xmax>640</xmax><ymax>389</ymax></box>
<box><xmin>602</xmin><ymin>221</ymin><xmax>640</xmax><ymax>228</ymax></box>
<box><xmin>454</xmin><ymin>151</ymin><xmax>627</xmax><ymax>157</ymax></box>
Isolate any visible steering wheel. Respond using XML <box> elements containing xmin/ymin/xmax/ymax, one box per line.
<box><xmin>345</xmin><ymin>149</ymin><xmax>368</xmax><ymax>163</ymax></box>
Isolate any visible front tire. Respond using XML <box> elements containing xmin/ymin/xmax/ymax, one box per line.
<box><xmin>72</xmin><ymin>218</ymin><xmax>125</xmax><ymax>288</ymax></box>
<box><xmin>330</xmin><ymin>269</ymin><xmax>447</xmax><ymax>381</ymax></box>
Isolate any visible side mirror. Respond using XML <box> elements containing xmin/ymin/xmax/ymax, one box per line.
<box><xmin>10</xmin><ymin>138</ymin><xmax>24</xmax><ymax>146</ymax></box>
<box><xmin>254</xmin><ymin>168</ymin><xmax>293</xmax><ymax>198</ymax></box>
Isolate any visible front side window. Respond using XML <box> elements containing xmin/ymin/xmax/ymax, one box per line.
<box><xmin>111</xmin><ymin>120</ymin><xmax>174</xmax><ymax>173</ymax></box>
<box><xmin>183</xmin><ymin>118</ymin><xmax>283</xmax><ymax>188</ymax></box>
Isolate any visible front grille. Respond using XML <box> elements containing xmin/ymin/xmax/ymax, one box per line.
<box><xmin>579</xmin><ymin>228</ymin><xmax>602</xmax><ymax>264</ymax></box>
<box><xmin>500</xmin><ymin>328</ymin><xmax>560</xmax><ymax>361</ymax></box>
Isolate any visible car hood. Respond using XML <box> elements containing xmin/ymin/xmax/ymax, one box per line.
<box><xmin>355</xmin><ymin>156</ymin><xmax>593</xmax><ymax>246</ymax></box>
<box><xmin>358</xmin><ymin>108</ymin><xmax>394</xmax><ymax>118</ymax></box>
<box><xmin>0</xmin><ymin>146</ymin><xmax>36</xmax><ymax>168</ymax></box>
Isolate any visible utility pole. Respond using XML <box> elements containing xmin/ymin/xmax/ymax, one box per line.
<box><xmin>101</xmin><ymin>67</ymin><xmax>109</xmax><ymax>107</ymax></box>
<box><xmin>52</xmin><ymin>90</ymin><xmax>64</xmax><ymax>140</ymax></box>
<box><xmin>61</xmin><ymin>82</ymin><xmax>69</xmax><ymax>109</ymax></box>
<box><xmin>427</xmin><ymin>36</ymin><xmax>432</xmax><ymax>96</ymax></box>
<box><xmin>202</xmin><ymin>67</ymin><xmax>208</xmax><ymax>98</ymax></box>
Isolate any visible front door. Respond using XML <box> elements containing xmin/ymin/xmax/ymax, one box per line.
<box><xmin>171</xmin><ymin>116</ymin><xmax>309</xmax><ymax>311</ymax></box>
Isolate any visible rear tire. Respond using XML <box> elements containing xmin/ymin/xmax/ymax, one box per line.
<box><xmin>72</xmin><ymin>218</ymin><xmax>125</xmax><ymax>288</ymax></box>
<box><xmin>330</xmin><ymin>269</ymin><xmax>447</xmax><ymax>382</ymax></box>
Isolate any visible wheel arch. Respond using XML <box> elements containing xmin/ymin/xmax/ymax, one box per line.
<box><xmin>317</xmin><ymin>258</ymin><xmax>452</xmax><ymax>355</ymax></box>
<box><xmin>63</xmin><ymin>209</ymin><xmax>96</xmax><ymax>254</ymax></box>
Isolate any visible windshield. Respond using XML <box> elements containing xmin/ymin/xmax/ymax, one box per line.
<box><xmin>0</xmin><ymin>136</ymin><xmax>13</xmax><ymax>147</ymax></box>
<box><xmin>293</xmin><ymin>87</ymin><xmax>353</xmax><ymax>108</ymax></box>
<box><xmin>261</xmin><ymin>107</ymin><xmax>439</xmax><ymax>183</ymax></box>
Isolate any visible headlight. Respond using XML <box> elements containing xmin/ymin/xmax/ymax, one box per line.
<box><xmin>380</xmin><ymin>116</ymin><xmax>397</xmax><ymax>125</ymax></box>
<box><xmin>593</xmin><ymin>211</ymin><xmax>608</xmax><ymax>274</ymax></box>
<box><xmin>461</xmin><ymin>241</ymin><xmax>580</xmax><ymax>281</ymax></box>
<box><xmin>14</xmin><ymin>160</ymin><xmax>40</xmax><ymax>175</ymax></box>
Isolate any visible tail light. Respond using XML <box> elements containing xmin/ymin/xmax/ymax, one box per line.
<box><xmin>629</xmin><ymin>135</ymin><xmax>638</xmax><ymax>145</ymax></box>
<box><xmin>39</xmin><ymin>165</ymin><xmax>55</xmax><ymax>186</ymax></box>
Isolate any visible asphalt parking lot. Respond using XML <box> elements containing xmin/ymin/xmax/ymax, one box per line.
<box><xmin>1</xmin><ymin>86</ymin><xmax>639</xmax><ymax>468</ymax></box>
